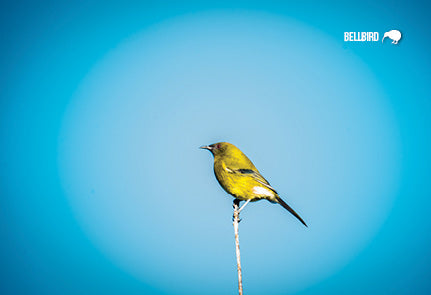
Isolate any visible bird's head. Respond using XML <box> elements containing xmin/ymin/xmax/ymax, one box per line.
<box><xmin>199</xmin><ymin>142</ymin><xmax>234</xmax><ymax>157</ymax></box>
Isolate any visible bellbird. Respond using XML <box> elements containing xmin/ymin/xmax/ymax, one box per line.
<box><xmin>200</xmin><ymin>142</ymin><xmax>307</xmax><ymax>227</ymax></box>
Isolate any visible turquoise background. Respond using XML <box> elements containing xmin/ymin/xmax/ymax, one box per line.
<box><xmin>1</xmin><ymin>1</ymin><xmax>430</xmax><ymax>294</ymax></box>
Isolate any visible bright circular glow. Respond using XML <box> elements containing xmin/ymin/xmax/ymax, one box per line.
<box><xmin>59</xmin><ymin>12</ymin><xmax>401</xmax><ymax>294</ymax></box>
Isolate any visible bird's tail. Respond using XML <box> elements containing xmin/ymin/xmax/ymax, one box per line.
<box><xmin>276</xmin><ymin>197</ymin><xmax>308</xmax><ymax>227</ymax></box>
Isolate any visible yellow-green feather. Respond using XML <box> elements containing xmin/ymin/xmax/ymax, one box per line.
<box><xmin>212</xmin><ymin>143</ymin><xmax>277</xmax><ymax>202</ymax></box>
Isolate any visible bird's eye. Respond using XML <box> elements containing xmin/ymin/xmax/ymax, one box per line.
<box><xmin>216</xmin><ymin>144</ymin><xmax>221</xmax><ymax>149</ymax></box>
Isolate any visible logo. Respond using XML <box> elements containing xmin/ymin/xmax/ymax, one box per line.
<box><xmin>344</xmin><ymin>32</ymin><xmax>379</xmax><ymax>42</ymax></box>
<box><xmin>382</xmin><ymin>30</ymin><xmax>402</xmax><ymax>44</ymax></box>
<box><xmin>344</xmin><ymin>29</ymin><xmax>402</xmax><ymax>45</ymax></box>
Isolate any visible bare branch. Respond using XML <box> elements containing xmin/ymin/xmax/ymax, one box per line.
<box><xmin>233</xmin><ymin>202</ymin><xmax>243</xmax><ymax>295</ymax></box>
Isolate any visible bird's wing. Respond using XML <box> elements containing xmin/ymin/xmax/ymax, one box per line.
<box><xmin>231</xmin><ymin>168</ymin><xmax>278</xmax><ymax>193</ymax></box>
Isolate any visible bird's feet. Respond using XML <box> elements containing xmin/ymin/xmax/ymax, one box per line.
<box><xmin>232</xmin><ymin>199</ymin><xmax>242</xmax><ymax>222</ymax></box>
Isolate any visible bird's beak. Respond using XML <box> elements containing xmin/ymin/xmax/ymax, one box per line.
<box><xmin>199</xmin><ymin>145</ymin><xmax>212</xmax><ymax>150</ymax></box>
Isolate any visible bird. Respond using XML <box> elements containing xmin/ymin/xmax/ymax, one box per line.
<box><xmin>382</xmin><ymin>29</ymin><xmax>402</xmax><ymax>44</ymax></box>
<box><xmin>200</xmin><ymin>142</ymin><xmax>307</xmax><ymax>227</ymax></box>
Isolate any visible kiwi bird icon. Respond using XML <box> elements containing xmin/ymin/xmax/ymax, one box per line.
<box><xmin>382</xmin><ymin>30</ymin><xmax>402</xmax><ymax>44</ymax></box>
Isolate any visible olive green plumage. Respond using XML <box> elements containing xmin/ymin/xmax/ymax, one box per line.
<box><xmin>200</xmin><ymin>142</ymin><xmax>307</xmax><ymax>227</ymax></box>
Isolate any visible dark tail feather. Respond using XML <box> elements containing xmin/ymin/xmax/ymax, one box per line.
<box><xmin>276</xmin><ymin>197</ymin><xmax>308</xmax><ymax>227</ymax></box>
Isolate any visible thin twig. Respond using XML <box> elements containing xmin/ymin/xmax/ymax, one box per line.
<box><xmin>233</xmin><ymin>202</ymin><xmax>243</xmax><ymax>295</ymax></box>
<box><xmin>239</xmin><ymin>199</ymin><xmax>250</xmax><ymax>213</ymax></box>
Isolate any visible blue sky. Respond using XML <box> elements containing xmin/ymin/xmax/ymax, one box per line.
<box><xmin>1</xmin><ymin>1</ymin><xmax>430</xmax><ymax>294</ymax></box>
